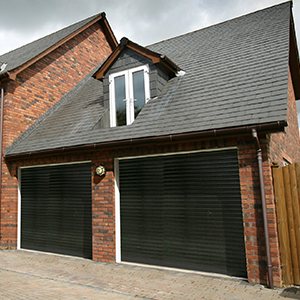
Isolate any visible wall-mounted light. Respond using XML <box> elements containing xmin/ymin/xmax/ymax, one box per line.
<box><xmin>96</xmin><ymin>165</ymin><xmax>106</xmax><ymax>176</ymax></box>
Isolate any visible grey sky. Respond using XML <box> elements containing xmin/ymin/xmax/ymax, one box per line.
<box><xmin>0</xmin><ymin>0</ymin><xmax>299</xmax><ymax>55</ymax></box>
<box><xmin>1</xmin><ymin>0</ymin><xmax>300</xmax><ymax>125</ymax></box>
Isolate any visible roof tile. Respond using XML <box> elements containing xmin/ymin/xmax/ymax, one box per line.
<box><xmin>6</xmin><ymin>2</ymin><xmax>293</xmax><ymax>156</ymax></box>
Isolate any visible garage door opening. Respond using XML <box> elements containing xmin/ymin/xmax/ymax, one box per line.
<box><xmin>118</xmin><ymin>149</ymin><xmax>247</xmax><ymax>278</ymax></box>
<box><xmin>19</xmin><ymin>162</ymin><xmax>92</xmax><ymax>259</ymax></box>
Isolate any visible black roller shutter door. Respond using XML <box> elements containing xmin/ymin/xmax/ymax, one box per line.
<box><xmin>120</xmin><ymin>149</ymin><xmax>247</xmax><ymax>277</ymax></box>
<box><xmin>21</xmin><ymin>163</ymin><xmax>92</xmax><ymax>258</ymax></box>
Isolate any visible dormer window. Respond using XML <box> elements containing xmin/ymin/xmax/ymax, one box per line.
<box><xmin>109</xmin><ymin>65</ymin><xmax>150</xmax><ymax>127</ymax></box>
<box><xmin>94</xmin><ymin>39</ymin><xmax>181</xmax><ymax>129</ymax></box>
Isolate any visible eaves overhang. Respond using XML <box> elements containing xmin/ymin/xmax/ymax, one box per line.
<box><xmin>4</xmin><ymin>121</ymin><xmax>288</xmax><ymax>160</ymax></box>
<box><xmin>93</xmin><ymin>37</ymin><xmax>181</xmax><ymax>80</ymax></box>
<box><xmin>0</xmin><ymin>12</ymin><xmax>118</xmax><ymax>82</ymax></box>
<box><xmin>289</xmin><ymin>3</ymin><xmax>300</xmax><ymax>100</ymax></box>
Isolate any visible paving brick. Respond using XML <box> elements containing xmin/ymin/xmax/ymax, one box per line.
<box><xmin>0</xmin><ymin>250</ymin><xmax>291</xmax><ymax>299</ymax></box>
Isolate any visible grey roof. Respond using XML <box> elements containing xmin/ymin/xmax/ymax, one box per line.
<box><xmin>0</xmin><ymin>13</ymin><xmax>102</xmax><ymax>75</ymax></box>
<box><xmin>6</xmin><ymin>2</ymin><xmax>293</xmax><ymax>156</ymax></box>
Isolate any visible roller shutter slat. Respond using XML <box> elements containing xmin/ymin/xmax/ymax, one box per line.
<box><xmin>21</xmin><ymin>163</ymin><xmax>92</xmax><ymax>259</ymax></box>
<box><xmin>120</xmin><ymin>149</ymin><xmax>247</xmax><ymax>277</ymax></box>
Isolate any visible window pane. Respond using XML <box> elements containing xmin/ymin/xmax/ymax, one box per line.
<box><xmin>115</xmin><ymin>75</ymin><xmax>126</xmax><ymax>126</ymax></box>
<box><xmin>133</xmin><ymin>70</ymin><xmax>146</xmax><ymax>119</ymax></box>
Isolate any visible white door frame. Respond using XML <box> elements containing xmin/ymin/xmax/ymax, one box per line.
<box><xmin>17</xmin><ymin>160</ymin><xmax>91</xmax><ymax>251</ymax></box>
<box><xmin>114</xmin><ymin>147</ymin><xmax>237</xmax><ymax>263</ymax></box>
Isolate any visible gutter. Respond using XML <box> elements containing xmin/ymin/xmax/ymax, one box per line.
<box><xmin>252</xmin><ymin>128</ymin><xmax>274</xmax><ymax>289</ymax></box>
<box><xmin>5</xmin><ymin>120</ymin><xmax>287</xmax><ymax>160</ymax></box>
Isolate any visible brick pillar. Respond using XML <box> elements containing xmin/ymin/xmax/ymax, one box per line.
<box><xmin>92</xmin><ymin>157</ymin><xmax>116</xmax><ymax>262</ymax></box>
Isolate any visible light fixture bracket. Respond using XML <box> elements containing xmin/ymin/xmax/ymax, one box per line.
<box><xmin>96</xmin><ymin>165</ymin><xmax>106</xmax><ymax>176</ymax></box>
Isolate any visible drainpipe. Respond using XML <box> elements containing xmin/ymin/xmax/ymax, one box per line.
<box><xmin>252</xmin><ymin>128</ymin><xmax>274</xmax><ymax>289</ymax></box>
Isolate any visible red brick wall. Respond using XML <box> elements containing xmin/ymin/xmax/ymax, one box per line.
<box><xmin>238</xmin><ymin>138</ymin><xmax>282</xmax><ymax>287</ymax></box>
<box><xmin>257</xmin><ymin>67</ymin><xmax>300</xmax><ymax>287</ymax></box>
<box><xmin>0</xmin><ymin>22</ymin><xmax>113</xmax><ymax>248</ymax></box>
<box><xmin>4</xmin><ymin>151</ymin><xmax>117</xmax><ymax>262</ymax></box>
<box><xmin>92</xmin><ymin>157</ymin><xmax>115</xmax><ymax>262</ymax></box>
<box><xmin>4</xmin><ymin>22</ymin><xmax>112</xmax><ymax>147</ymax></box>
<box><xmin>268</xmin><ymin>67</ymin><xmax>300</xmax><ymax>166</ymax></box>
<box><xmin>4</xmin><ymin>135</ymin><xmax>284</xmax><ymax>286</ymax></box>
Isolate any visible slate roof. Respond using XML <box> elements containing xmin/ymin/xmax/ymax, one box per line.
<box><xmin>5</xmin><ymin>1</ymin><xmax>295</xmax><ymax>156</ymax></box>
<box><xmin>0</xmin><ymin>13</ymin><xmax>103</xmax><ymax>76</ymax></box>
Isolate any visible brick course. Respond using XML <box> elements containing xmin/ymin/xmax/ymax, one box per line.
<box><xmin>0</xmin><ymin>22</ymin><xmax>113</xmax><ymax>248</ymax></box>
<box><xmin>3</xmin><ymin>133</ymin><xmax>287</xmax><ymax>286</ymax></box>
<box><xmin>268</xmin><ymin>68</ymin><xmax>300</xmax><ymax>166</ymax></box>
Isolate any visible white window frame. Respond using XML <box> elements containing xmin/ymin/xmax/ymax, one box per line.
<box><xmin>109</xmin><ymin>65</ymin><xmax>150</xmax><ymax>127</ymax></box>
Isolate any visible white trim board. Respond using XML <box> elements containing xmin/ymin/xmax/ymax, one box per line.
<box><xmin>19</xmin><ymin>160</ymin><xmax>91</xmax><ymax>169</ymax></box>
<box><xmin>17</xmin><ymin>167</ymin><xmax>21</xmax><ymax>250</ymax></box>
<box><xmin>118</xmin><ymin>146</ymin><xmax>237</xmax><ymax>160</ymax></box>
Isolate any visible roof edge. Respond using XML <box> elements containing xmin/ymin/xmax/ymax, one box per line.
<box><xmin>0</xmin><ymin>13</ymin><xmax>118</xmax><ymax>82</ymax></box>
<box><xmin>289</xmin><ymin>2</ymin><xmax>300</xmax><ymax>100</ymax></box>
<box><xmin>5</xmin><ymin>121</ymin><xmax>287</xmax><ymax>160</ymax></box>
<box><xmin>147</xmin><ymin>1</ymin><xmax>292</xmax><ymax>49</ymax></box>
<box><xmin>99</xmin><ymin>13</ymin><xmax>118</xmax><ymax>50</ymax></box>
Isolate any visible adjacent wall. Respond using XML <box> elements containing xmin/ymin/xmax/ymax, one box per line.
<box><xmin>268</xmin><ymin>68</ymin><xmax>300</xmax><ymax>166</ymax></box>
<box><xmin>0</xmin><ymin>22</ymin><xmax>113</xmax><ymax>249</ymax></box>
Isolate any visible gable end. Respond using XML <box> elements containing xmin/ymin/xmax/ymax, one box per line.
<box><xmin>94</xmin><ymin>38</ymin><xmax>180</xmax><ymax>80</ymax></box>
<box><xmin>0</xmin><ymin>13</ymin><xmax>118</xmax><ymax>82</ymax></box>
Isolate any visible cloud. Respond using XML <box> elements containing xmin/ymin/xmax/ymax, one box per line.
<box><xmin>0</xmin><ymin>0</ymin><xmax>299</xmax><ymax>55</ymax></box>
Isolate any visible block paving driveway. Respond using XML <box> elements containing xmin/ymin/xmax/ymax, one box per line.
<box><xmin>0</xmin><ymin>250</ymin><xmax>299</xmax><ymax>299</ymax></box>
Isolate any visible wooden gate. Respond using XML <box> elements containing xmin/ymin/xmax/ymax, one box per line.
<box><xmin>272</xmin><ymin>163</ymin><xmax>300</xmax><ymax>285</ymax></box>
